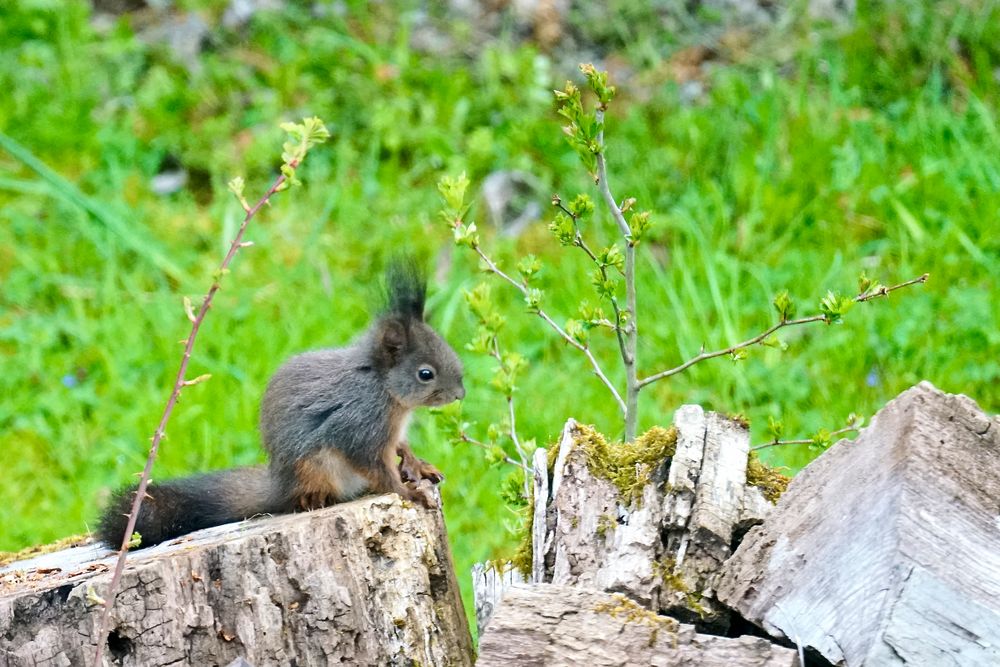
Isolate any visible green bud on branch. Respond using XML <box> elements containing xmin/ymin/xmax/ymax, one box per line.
<box><xmin>518</xmin><ymin>255</ymin><xmax>542</xmax><ymax>282</ymax></box>
<box><xmin>820</xmin><ymin>290</ymin><xmax>855</xmax><ymax>323</ymax></box>
<box><xmin>772</xmin><ymin>290</ymin><xmax>796</xmax><ymax>322</ymax></box>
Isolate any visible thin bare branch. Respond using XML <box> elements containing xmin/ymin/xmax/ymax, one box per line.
<box><xmin>639</xmin><ymin>273</ymin><xmax>929</xmax><ymax>389</ymax></box>
<box><xmin>856</xmin><ymin>273</ymin><xmax>929</xmax><ymax>301</ymax></box>
<box><xmin>473</xmin><ymin>245</ymin><xmax>627</xmax><ymax>417</ymax></box>
<box><xmin>93</xmin><ymin>162</ymin><xmax>301</xmax><ymax>666</ymax></box>
<box><xmin>639</xmin><ymin>315</ymin><xmax>823</xmax><ymax>388</ymax></box>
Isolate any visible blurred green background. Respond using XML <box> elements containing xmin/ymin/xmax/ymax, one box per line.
<box><xmin>1</xmin><ymin>0</ymin><xmax>998</xmax><ymax>625</ymax></box>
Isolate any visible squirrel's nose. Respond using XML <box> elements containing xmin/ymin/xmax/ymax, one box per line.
<box><xmin>455</xmin><ymin>382</ymin><xmax>466</xmax><ymax>401</ymax></box>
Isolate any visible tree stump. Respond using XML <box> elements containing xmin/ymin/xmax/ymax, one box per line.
<box><xmin>477</xmin><ymin>583</ymin><xmax>798</xmax><ymax>666</ymax></box>
<box><xmin>522</xmin><ymin>409</ymin><xmax>776</xmax><ymax>630</ymax></box>
<box><xmin>717</xmin><ymin>382</ymin><xmax>1000</xmax><ymax>666</ymax></box>
<box><xmin>0</xmin><ymin>495</ymin><xmax>473</xmax><ymax>666</ymax></box>
<box><xmin>473</xmin><ymin>407</ymin><xmax>782</xmax><ymax>635</ymax></box>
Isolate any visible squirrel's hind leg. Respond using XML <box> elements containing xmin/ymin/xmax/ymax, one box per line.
<box><xmin>292</xmin><ymin>449</ymin><xmax>370</xmax><ymax>510</ymax></box>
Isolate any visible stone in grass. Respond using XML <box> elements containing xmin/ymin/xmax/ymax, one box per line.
<box><xmin>717</xmin><ymin>382</ymin><xmax>1000</xmax><ymax>666</ymax></box>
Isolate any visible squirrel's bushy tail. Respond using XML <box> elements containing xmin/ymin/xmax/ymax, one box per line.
<box><xmin>97</xmin><ymin>466</ymin><xmax>284</xmax><ymax>548</ymax></box>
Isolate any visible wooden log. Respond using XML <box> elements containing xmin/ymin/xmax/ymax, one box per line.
<box><xmin>546</xmin><ymin>420</ymin><xmax>667</xmax><ymax>608</ymax></box>
<box><xmin>0</xmin><ymin>494</ymin><xmax>473</xmax><ymax>666</ymax></box>
<box><xmin>660</xmin><ymin>406</ymin><xmax>762</xmax><ymax>627</ymax></box>
<box><xmin>477</xmin><ymin>583</ymin><xmax>798</xmax><ymax>667</ymax></box>
<box><xmin>717</xmin><ymin>382</ymin><xmax>1000</xmax><ymax>666</ymax></box>
<box><xmin>529</xmin><ymin>410</ymin><xmax>774</xmax><ymax>628</ymax></box>
<box><xmin>471</xmin><ymin>563</ymin><xmax>525</xmax><ymax>638</ymax></box>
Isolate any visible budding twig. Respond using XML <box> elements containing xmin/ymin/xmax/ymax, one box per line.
<box><xmin>752</xmin><ymin>424</ymin><xmax>861</xmax><ymax>451</ymax></box>
<box><xmin>638</xmin><ymin>273</ymin><xmax>930</xmax><ymax>389</ymax></box>
<box><xmin>92</xmin><ymin>151</ymin><xmax>318</xmax><ymax>665</ymax></box>
<box><xmin>472</xmin><ymin>246</ymin><xmax>627</xmax><ymax>417</ymax></box>
<box><xmin>553</xmin><ymin>198</ymin><xmax>630</xmax><ymax>366</ymax></box>
<box><xmin>595</xmin><ymin>110</ymin><xmax>640</xmax><ymax>442</ymax></box>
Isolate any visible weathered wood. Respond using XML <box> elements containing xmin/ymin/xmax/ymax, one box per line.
<box><xmin>530</xmin><ymin>447</ymin><xmax>548</xmax><ymax>584</ymax></box>
<box><xmin>661</xmin><ymin>407</ymin><xmax>758</xmax><ymax>627</ymax></box>
<box><xmin>1</xmin><ymin>494</ymin><xmax>473</xmax><ymax>666</ymax></box>
<box><xmin>525</xmin><ymin>410</ymin><xmax>773</xmax><ymax>628</ymax></box>
<box><xmin>717</xmin><ymin>382</ymin><xmax>1000</xmax><ymax>666</ymax></box>
<box><xmin>546</xmin><ymin>421</ymin><xmax>667</xmax><ymax>608</ymax></box>
<box><xmin>477</xmin><ymin>583</ymin><xmax>798</xmax><ymax>667</ymax></box>
<box><xmin>471</xmin><ymin>563</ymin><xmax>525</xmax><ymax>638</ymax></box>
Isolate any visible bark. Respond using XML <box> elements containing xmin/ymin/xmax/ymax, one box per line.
<box><xmin>471</xmin><ymin>563</ymin><xmax>525</xmax><ymax>638</ymax></box>
<box><xmin>546</xmin><ymin>419</ymin><xmax>666</xmax><ymax>606</ymax></box>
<box><xmin>531</xmin><ymin>408</ymin><xmax>773</xmax><ymax>629</ymax></box>
<box><xmin>717</xmin><ymin>382</ymin><xmax>1000</xmax><ymax>666</ymax></box>
<box><xmin>0</xmin><ymin>494</ymin><xmax>473</xmax><ymax>667</ymax></box>
<box><xmin>477</xmin><ymin>583</ymin><xmax>798</xmax><ymax>667</ymax></box>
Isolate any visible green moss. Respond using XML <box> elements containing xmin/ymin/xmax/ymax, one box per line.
<box><xmin>728</xmin><ymin>412</ymin><xmax>751</xmax><ymax>429</ymax></box>
<box><xmin>509</xmin><ymin>486</ymin><xmax>534</xmax><ymax>578</ymax></box>
<box><xmin>654</xmin><ymin>558</ymin><xmax>708</xmax><ymax>619</ymax></box>
<box><xmin>576</xmin><ymin>424</ymin><xmax>678</xmax><ymax>506</ymax></box>
<box><xmin>653</xmin><ymin>558</ymin><xmax>688</xmax><ymax>593</ymax></box>
<box><xmin>595</xmin><ymin>513</ymin><xmax>616</xmax><ymax>539</ymax></box>
<box><xmin>594</xmin><ymin>593</ymin><xmax>678</xmax><ymax>647</ymax></box>
<box><xmin>746</xmin><ymin>452</ymin><xmax>790</xmax><ymax>503</ymax></box>
<box><xmin>547</xmin><ymin>442</ymin><xmax>559</xmax><ymax>472</ymax></box>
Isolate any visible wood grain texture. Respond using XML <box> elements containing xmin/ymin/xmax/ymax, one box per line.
<box><xmin>1</xmin><ymin>494</ymin><xmax>473</xmax><ymax>666</ymax></box>
<box><xmin>477</xmin><ymin>583</ymin><xmax>798</xmax><ymax>667</ymax></box>
<box><xmin>534</xmin><ymin>410</ymin><xmax>772</xmax><ymax>628</ymax></box>
<box><xmin>717</xmin><ymin>382</ymin><xmax>1000</xmax><ymax>666</ymax></box>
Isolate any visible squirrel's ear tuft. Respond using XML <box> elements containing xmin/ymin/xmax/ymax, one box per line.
<box><xmin>374</xmin><ymin>317</ymin><xmax>408</xmax><ymax>366</ymax></box>
<box><xmin>383</xmin><ymin>256</ymin><xmax>427</xmax><ymax>322</ymax></box>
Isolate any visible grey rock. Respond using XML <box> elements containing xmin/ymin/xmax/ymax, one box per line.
<box><xmin>481</xmin><ymin>170</ymin><xmax>544</xmax><ymax>237</ymax></box>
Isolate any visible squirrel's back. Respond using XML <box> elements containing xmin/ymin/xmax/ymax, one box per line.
<box><xmin>260</xmin><ymin>344</ymin><xmax>397</xmax><ymax>468</ymax></box>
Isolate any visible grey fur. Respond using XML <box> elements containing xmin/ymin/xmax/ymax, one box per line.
<box><xmin>261</xmin><ymin>318</ymin><xmax>465</xmax><ymax>469</ymax></box>
<box><xmin>97</xmin><ymin>259</ymin><xmax>464</xmax><ymax>548</ymax></box>
<box><xmin>382</xmin><ymin>257</ymin><xmax>427</xmax><ymax>321</ymax></box>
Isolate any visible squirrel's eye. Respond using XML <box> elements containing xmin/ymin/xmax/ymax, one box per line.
<box><xmin>417</xmin><ymin>367</ymin><xmax>435</xmax><ymax>382</ymax></box>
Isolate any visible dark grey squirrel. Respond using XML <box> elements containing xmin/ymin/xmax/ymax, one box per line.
<box><xmin>97</xmin><ymin>259</ymin><xmax>465</xmax><ymax>548</ymax></box>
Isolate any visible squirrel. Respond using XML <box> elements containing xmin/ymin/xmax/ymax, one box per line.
<box><xmin>97</xmin><ymin>259</ymin><xmax>465</xmax><ymax>548</ymax></box>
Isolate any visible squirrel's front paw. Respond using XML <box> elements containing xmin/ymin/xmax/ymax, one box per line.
<box><xmin>402</xmin><ymin>480</ymin><xmax>438</xmax><ymax>509</ymax></box>
<box><xmin>400</xmin><ymin>457</ymin><xmax>445</xmax><ymax>485</ymax></box>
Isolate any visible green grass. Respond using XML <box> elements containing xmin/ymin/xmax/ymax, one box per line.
<box><xmin>1</xmin><ymin>0</ymin><xmax>998</xmax><ymax>628</ymax></box>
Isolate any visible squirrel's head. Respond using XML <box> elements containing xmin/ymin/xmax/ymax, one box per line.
<box><xmin>372</xmin><ymin>259</ymin><xmax>465</xmax><ymax>408</ymax></box>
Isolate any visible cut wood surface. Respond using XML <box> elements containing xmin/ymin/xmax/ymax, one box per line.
<box><xmin>717</xmin><ymin>382</ymin><xmax>1000</xmax><ymax>666</ymax></box>
<box><xmin>477</xmin><ymin>583</ymin><xmax>798</xmax><ymax>667</ymax></box>
<box><xmin>1</xmin><ymin>494</ymin><xmax>473</xmax><ymax>667</ymax></box>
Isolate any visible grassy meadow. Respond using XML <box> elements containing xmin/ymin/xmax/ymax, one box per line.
<box><xmin>1</xmin><ymin>1</ymin><xmax>998</xmax><ymax>624</ymax></box>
